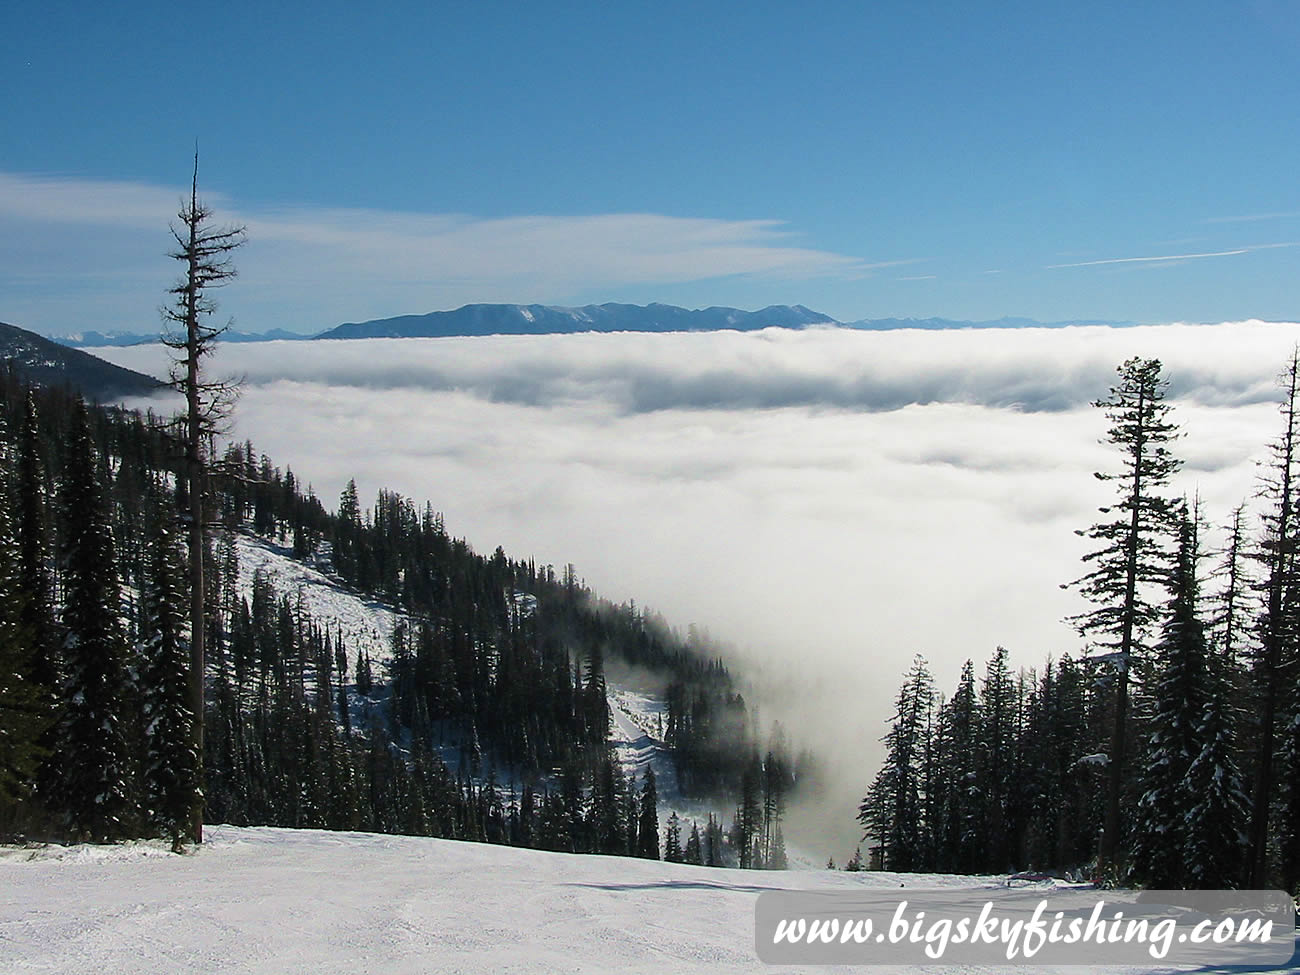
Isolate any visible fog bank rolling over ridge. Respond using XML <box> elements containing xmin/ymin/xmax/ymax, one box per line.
<box><xmin>101</xmin><ymin>320</ymin><xmax>1300</xmax><ymax>857</ymax></box>
<box><xmin>110</xmin><ymin>319</ymin><xmax>1297</xmax><ymax>412</ymax></box>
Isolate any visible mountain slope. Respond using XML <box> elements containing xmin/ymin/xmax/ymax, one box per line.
<box><xmin>228</xmin><ymin>531</ymin><xmax>728</xmax><ymax>842</ymax></box>
<box><xmin>0</xmin><ymin>321</ymin><xmax>163</xmax><ymax>399</ymax></box>
<box><xmin>316</xmin><ymin>302</ymin><xmax>837</xmax><ymax>339</ymax></box>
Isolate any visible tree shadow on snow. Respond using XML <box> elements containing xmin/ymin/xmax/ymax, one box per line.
<box><xmin>1169</xmin><ymin>932</ymin><xmax>1299</xmax><ymax>974</ymax></box>
<box><xmin>563</xmin><ymin>880</ymin><xmax>778</xmax><ymax>894</ymax></box>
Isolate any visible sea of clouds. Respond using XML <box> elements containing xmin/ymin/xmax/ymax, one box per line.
<box><xmin>103</xmin><ymin>321</ymin><xmax>1300</xmax><ymax>858</ymax></box>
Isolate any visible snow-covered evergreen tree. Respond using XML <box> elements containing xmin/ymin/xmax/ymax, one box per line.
<box><xmin>1067</xmin><ymin>357</ymin><xmax>1181</xmax><ymax>870</ymax></box>
<box><xmin>0</xmin><ymin>427</ymin><xmax>50</xmax><ymax>826</ymax></box>
<box><xmin>858</xmin><ymin>654</ymin><xmax>933</xmax><ymax>871</ymax></box>
<box><xmin>53</xmin><ymin>402</ymin><xmax>136</xmax><ymax>841</ymax></box>
<box><xmin>1182</xmin><ymin>646</ymin><xmax>1248</xmax><ymax>888</ymax></box>
<box><xmin>1132</xmin><ymin>502</ymin><xmax>1208</xmax><ymax>887</ymax></box>
<box><xmin>139</xmin><ymin>516</ymin><xmax>199</xmax><ymax>849</ymax></box>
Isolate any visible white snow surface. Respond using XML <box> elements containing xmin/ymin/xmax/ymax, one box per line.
<box><xmin>0</xmin><ymin>825</ymin><xmax>1174</xmax><ymax>975</ymax></box>
<box><xmin>232</xmin><ymin>532</ymin><xmax>403</xmax><ymax>687</ymax></box>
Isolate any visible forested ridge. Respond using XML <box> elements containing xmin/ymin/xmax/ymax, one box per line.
<box><xmin>861</xmin><ymin>355</ymin><xmax>1300</xmax><ymax>892</ymax></box>
<box><xmin>0</xmin><ymin>365</ymin><xmax>803</xmax><ymax>865</ymax></box>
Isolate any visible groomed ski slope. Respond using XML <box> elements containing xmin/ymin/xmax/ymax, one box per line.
<box><xmin>1</xmin><ymin>825</ymin><xmax>1179</xmax><ymax>975</ymax></box>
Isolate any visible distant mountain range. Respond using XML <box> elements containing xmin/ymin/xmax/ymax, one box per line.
<box><xmin>318</xmin><ymin>302</ymin><xmax>837</xmax><ymax>339</ymax></box>
<box><xmin>0</xmin><ymin>321</ymin><xmax>163</xmax><ymax>400</ymax></box>
<box><xmin>47</xmin><ymin>303</ymin><xmax>1137</xmax><ymax>347</ymax></box>
<box><xmin>57</xmin><ymin>327</ymin><xmax>310</xmax><ymax>348</ymax></box>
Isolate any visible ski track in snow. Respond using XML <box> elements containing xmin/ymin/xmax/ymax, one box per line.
<box><xmin>0</xmin><ymin>826</ymin><xmax>1190</xmax><ymax>975</ymax></box>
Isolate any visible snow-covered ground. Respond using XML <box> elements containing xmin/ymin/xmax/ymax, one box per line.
<box><xmin>0</xmin><ymin>825</ymin><xmax>1185</xmax><ymax>975</ymax></box>
<box><xmin>231</xmin><ymin>532</ymin><xmax>404</xmax><ymax>693</ymax></box>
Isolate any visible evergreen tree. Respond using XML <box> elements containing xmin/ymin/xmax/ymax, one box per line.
<box><xmin>636</xmin><ymin>766</ymin><xmax>660</xmax><ymax>859</ymax></box>
<box><xmin>139</xmin><ymin>516</ymin><xmax>200</xmax><ymax>850</ymax></box>
<box><xmin>978</xmin><ymin>646</ymin><xmax>1016</xmax><ymax>870</ymax></box>
<box><xmin>15</xmin><ymin>391</ymin><xmax>58</xmax><ymax>689</ymax></box>
<box><xmin>1131</xmin><ymin>502</ymin><xmax>1208</xmax><ymax>887</ymax></box>
<box><xmin>589</xmin><ymin>752</ymin><xmax>625</xmax><ymax>854</ymax></box>
<box><xmin>1208</xmin><ymin>505</ymin><xmax>1253</xmax><ymax>663</ymax></box>
<box><xmin>937</xmin><ymin>659</ymin><xmax>981</xmax><ymax>872</ymax></box>
<box><xmin>683</xmin><ymin>820</ymin><xmax>703</xmax><ymax>865</ymax></box>
<box><xmin>664</xmin><ymin>811</ymin><xmax>683</xmax><ymax>863</ymax></box>
<box><xmin>1247</xmin><ymin>350</ymin><xmax>1300</xmax><ymax>886</ymax></box>
<box><xmin>768</xmin><ymin>824</ymin><xmax>788</xmax><ymax>870</ymax></box>
<box><xmin>859</xmin><ymin>654</ymin><xmax>933</xmax><ymax>871</ymax></box>
<box><xmin>0</xmin><ymin>431</ymin><xmax>49</xmax><ymax>829</ymax></box>
<box><xmin>845</xmin><ymin>845</ymin><xmax>863</xmax><ymax>871</ymax></box>
<box><xmin>1183</xmin><ymin>646</ymin><xmax>1249</xmax><ymax>888</ymax></box>
<box><xmin>708</xmin><ymin>813</ymin><xmax>725</xmax><ymax>866</ymax></box>
<box><xmin>1066</xmin><ymin>357</ymin><xmax>1181</xmax><ymax>870</ymax></box>
<box><xmin>53</xmin><ymin>402</ymin><xmax>136</xmax><ymax>841</ymax></box>
<box><xmin>621</xmin><ymin>770</ymin><xmax>639</xmax><ymax>856</ymax></box>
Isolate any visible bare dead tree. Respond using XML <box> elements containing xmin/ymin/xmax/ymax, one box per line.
<box><xmin>161</xmin><ymin>151</ymin><xmax>245</xmax><ymax>844</ymax></box>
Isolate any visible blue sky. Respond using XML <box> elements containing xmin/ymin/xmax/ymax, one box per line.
<box><xmin>4</xmin><ymin>1</ymin><xmax>1299</xmax><ymax>335</ymax></box>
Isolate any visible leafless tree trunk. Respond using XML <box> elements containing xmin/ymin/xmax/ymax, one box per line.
<box><xmin>161</xmin><ymin>151</ymin><xmax>245</xmax><ymax>845</ymax></box>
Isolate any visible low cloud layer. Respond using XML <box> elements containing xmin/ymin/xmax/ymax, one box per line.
<box><xmin>108</xmin><ymin>321</ymin><xmax>1300</xmax><ymax>858</ymax></box>
<box><xmin>113</xmin><ymin>318</ymin><xmax>1300</xmax><ymax>415</ymax></box>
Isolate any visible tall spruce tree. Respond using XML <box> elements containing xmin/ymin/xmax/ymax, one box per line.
<box><xmin>1066</xmin><ymin>357</ymin><xmax>1181</xmax><ymax>871</ymax></box>
<box><xmin>665</xmin><ymin>811</ymin><xmax>683</xmax><ymax>863</ymax></box>
<box><xmin>1247</xmin><ymin>350</ymin><xmax>1300</xmax><ymax>887</ymax></box>
<box><xmin>1183</xmin><ymin>646</ymin><xmax>1249</xmax><ymax>889</ymax></box>
<box><xmin>859</xmin><ymin>654</ymin><xmax>933</xmax><ymax>871</ymax></box>
<box><xmin>0</xmin><ymin>426</ymin><xmax>49</xmax><ymax>830</ymax></box>
<box><xmin>684</xmin><ymin>820</ymin><xmax>703</xmax><ymax>865</ymax></box>
<box><xmin>54</xmin><ymin>402</ymin><xmax>136</xmax><ymax>841</ymax></box>
<box><xmin>1209</xmin><ymin>505</ymin><xmax>1253</xmax><ymax>665</ymax></box>
<box><xmin>1131</xmin><ymin>502</ymin><xmax>1208</xmax><ymax>887</ymax></box>
<box><xmin>636</xmin><ymin>766</ymin><xmax>661</xmax><ymax>859</ymax></box>
<box><xmin>15</xmin><ymin>391</ymin><xmax>57</xmax><ymax>690</ymax></box>
<box><xmin>938</xmin><ymin>659</ymin><xmax>981</xmax><ymax>873</ymax></box>
<box><xmin>139</xmin><ymin>516</ymin><xmax>199</xmax><ymax>850</ymax></box>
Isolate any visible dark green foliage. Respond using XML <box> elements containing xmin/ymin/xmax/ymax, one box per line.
<box><xmin>0</xmin><ymin>433</ymin><xmax>50</xmax><ymax>828</ymax></box>
<box><xmin>139</xmin><ymin>517</ymin><xmax>199</xmax><ymax>849</ymax></box>
<box><xmin>859</xmin><ymin>654</ymin><xmax>933</xmax><ymax>872</ymax></box>
<box><xmin>1067</xmin><ymin>356</ymin><xmax>1181</xmax><ymax>869</ymax></box>
<box><xmin>53</xmin><ymin>402</ymin><xmax>135</xmax><ymax>841</ymax></box>
<box><xmin>664</xmin><ymin>811</ymin><xmax>682</xmax><ymax>863</ymax></box>
<box><xmin>0</xmin><ymin>366</ymin><xmax>778</xmax><ymax>857</ymax></box>
<box><xmin>683</xmin><ymin>820</ymin><xmax>702</xmax><ymax>864</ymax></box>
<box><xmin>636</xmin><ymin>766</ymin><xmax>660</xmax><ymax>859</ymax></box>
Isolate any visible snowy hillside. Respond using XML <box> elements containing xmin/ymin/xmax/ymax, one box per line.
<box><xmin>231</xmin><ymin>532</ymin><xmax>402</xmax><ymax>727</ymax></box>
<box><xmin>228</xmin><ymin>532</ymin><xmax>732</xmax><ymax>834</ymax></box>
<box><xmin>0</xmin><ymin>825</ymin><xmax>1174</xmax><ymax>975</ymax></box>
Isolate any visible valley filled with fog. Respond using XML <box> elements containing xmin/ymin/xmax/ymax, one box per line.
<box><xmin>104</xmin><ymin>321</ymin><xmax>1300</xmax><ymax>855</ymax></box>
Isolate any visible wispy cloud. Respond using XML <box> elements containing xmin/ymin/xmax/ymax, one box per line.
<box><xmin>1205</xmin><ymin>210</ymin><xmax>1300</xmax><ymax>224</ymax></box>
<box><xmin>899</xmin><ymin>274</ymin><xmax>936</xmax><ymax>281</ymax></box>
<box><xmin>0</xmin><ymin>170</ymin><xmax>877</xmax><ymax>335</ymax></box>
<box><xmin>1048</xmin><ymin>248</ymin><xmax>1250</xmax><ymax>269</ymax></box>
<box><xmin>1047</xmin><ymin>242</ymin><xmax>1299</xmax><ymax>270</ymax></box>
